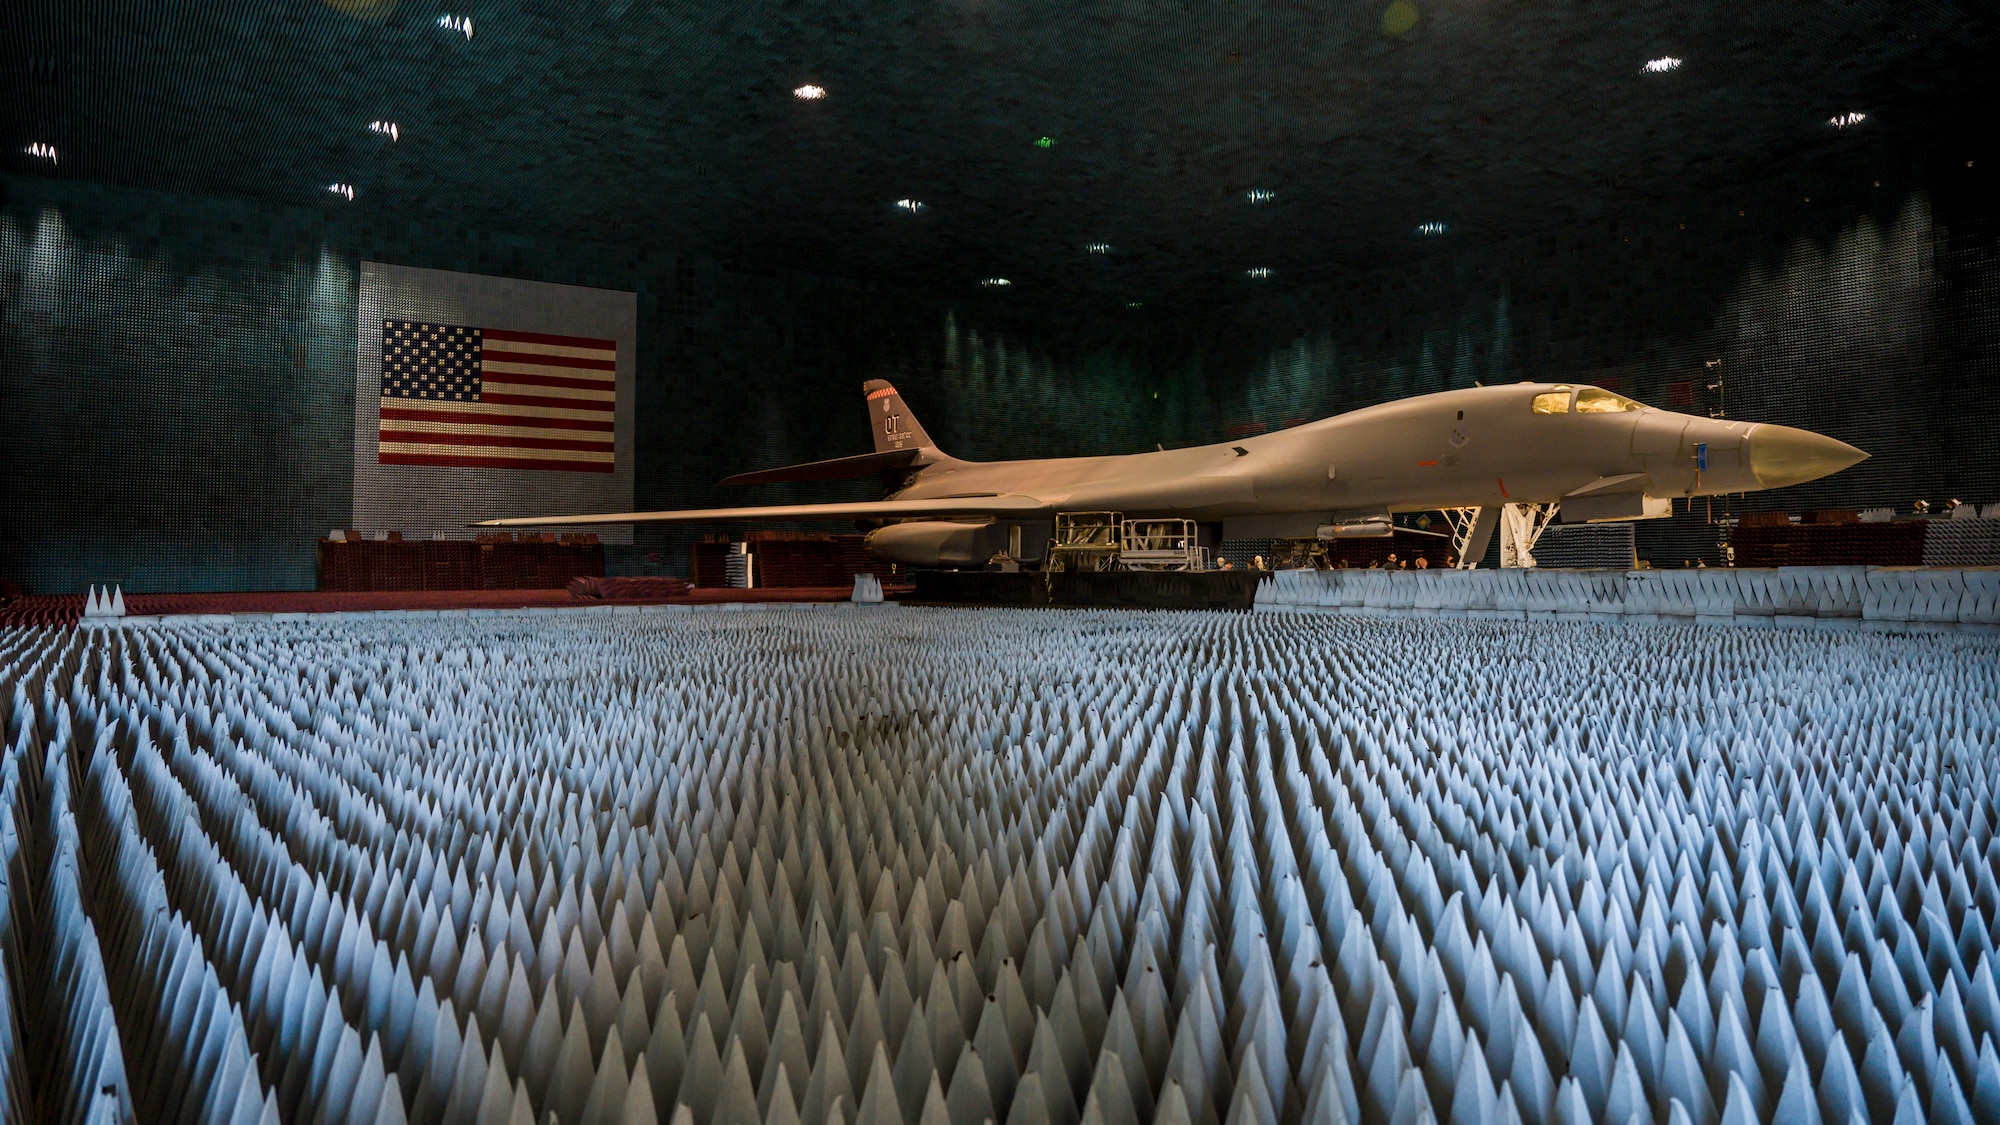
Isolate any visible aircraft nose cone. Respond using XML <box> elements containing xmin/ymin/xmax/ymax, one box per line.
<box><xmin>1747</xmin><ymin>425</ymin><xmax>1868</xmax><ymax>489</ymax></box>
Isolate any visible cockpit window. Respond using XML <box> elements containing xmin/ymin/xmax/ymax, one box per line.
<box><xmin>1531</xmin><ymin>385</ymin><xmax>1574</xmax><ymax>414</ymax></box>
<box><xmin>1574</xmin><ymin>387</ymin><xmax>1644</xmax><ymax>413</ymax></box>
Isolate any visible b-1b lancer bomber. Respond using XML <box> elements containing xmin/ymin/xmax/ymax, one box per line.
<box><xmin>479</xmin><ymin>379</ymin><xmax>1867</xmax><ymax>568</ymax></box>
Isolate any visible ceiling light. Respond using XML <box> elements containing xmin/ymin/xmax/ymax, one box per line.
<box><xmin>793</xmin><ymin>85</ymin><xmax>826</xmax><ymax>101</ymax></box>
<box><xmin>1381</xmin><ymin>0</ymin><xmax>1419</xmax><ymax>36</ymax></box>
<box><xmin>1245</xmin><ymin>189</ymin><xmax>1275</xmax><ymax>204</ymax></box>
<box><xmin>981</xmin><ymin>278</ymin><xmax>1011</xmax><ymax>287</ymax></box>
<box><xmin>437</xmin><ymin>14</ymin><xmax>473</xmax><ymax>38</ymax></box>
<box><xmin>895</xmin><ymin>199</ymin><xmax>925</xmax><ymax>213</ymax></box>
<box><xmin>1416</xmin><ymin>221</ymin><xmax>1448</xmax><ymax>235</ymax></box>
<box><xmin>1086</xmin><ymin>243</ymin><xmax>1111</xmax><ymax>254</ymax></box>
<box><xmin>328</xmin><ymin>183</ymin><xmax>355</xmax><ymax>201</ymax></box>
<box><xmin>368</xmin><ymin>121</ymin><xmax>400</xmax><ymax>141</ymax></box>
<box><xmin>24</xmin><ymin>142</ymin><xmax>57</xmax><ymax>164</ymax></box>
<box><xmin>1829</xmin><ymin>112</ymin><xmax>1867</xmax><ymax>128</ymax></box>
<box><xmin>1246</xmin><ymin>267</ymin><xmax>1271</xmax><ymax>279</ymax></box>
<box><xmin>1641</xmin><ymin>57</ymin><xmax>1682</xmax><ymax>73</ymax></box>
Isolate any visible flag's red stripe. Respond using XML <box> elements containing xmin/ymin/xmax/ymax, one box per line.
<box><xmin>481</xmin><ymin>328</ymin><xmax>617</xmax><ymax>349</ymax></box>
<box><xmin>378</xmin><ymin>406</ymin><xmax>614</xmax><ymax>432</ymax></box>
<box><xmin>379</xmin><ymin>429</ymin><xmax>614</xmax><ymax>453</ymax></box>
<box><xmin>480</xmin><ymin>348</ymin><xmax>612</xmax><ymax>370</ymax></box>
<box><xmin>477</xmin><ymin>370</ymin><xmax>616</xmax><ymax>392</ymax></box>
<box><xmin>481</xmin><ymin>391</ymin><xmax>616</xmax><ymax>412</ymax></box>
<box><xmin>380</xmin><ymin>452</ymin><xmax>614</xmax><ymax>473</ymax></box>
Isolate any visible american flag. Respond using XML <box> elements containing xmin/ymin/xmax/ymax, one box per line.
<box><xmin>378</xmin><ymin>319</ymin><xmax>616</xmax><ymax>473</ymax></box>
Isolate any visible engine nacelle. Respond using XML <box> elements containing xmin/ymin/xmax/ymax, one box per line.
<box><xmin>864</xmin><ymin>521</ymin><xmax>998</xmax><ymax>567</ymax></box>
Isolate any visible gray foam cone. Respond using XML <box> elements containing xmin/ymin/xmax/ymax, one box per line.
<box><xmin>5</xmin><ymin>603</ymin><xmax>1997</xmax><ymax>1125</ymax></box>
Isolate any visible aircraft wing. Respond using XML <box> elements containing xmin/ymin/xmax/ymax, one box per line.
<box><xmin>717</xmin><ymin>448</ymin><xmax>920</xmax><ymax>487</ymax></box>
<box><xmin>473</xmin><ymin>494</ymin><xmax>1052</xmax><ymax>527</ymax></box>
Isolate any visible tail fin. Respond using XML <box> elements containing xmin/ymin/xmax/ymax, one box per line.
<box><xmin>863</xmin><ymin>379</ymin><xmax>941</xmax><ymax>454</ymax></box>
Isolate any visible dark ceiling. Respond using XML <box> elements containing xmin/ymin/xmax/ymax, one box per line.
<box><xmin>5</xmin><ymin>0</ymin><xmax>1998</xmax><ymax>309</ymax></box>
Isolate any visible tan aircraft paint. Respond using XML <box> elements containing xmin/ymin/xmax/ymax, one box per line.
<box><xmin>896</xmin><ymin>384</ymin><xmax>1803</xmax><ymax>516</ymax></box>
<box><xmin>476</xmin><ymin>380</ymin><xmax>1865</xmax><ymax>529</ymax></box>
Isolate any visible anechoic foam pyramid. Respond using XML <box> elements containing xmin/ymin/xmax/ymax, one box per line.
<box><xmin>0</xmin><ymin>609</ymin><xmax>1997</xmax><ymax>1125</ymax></box>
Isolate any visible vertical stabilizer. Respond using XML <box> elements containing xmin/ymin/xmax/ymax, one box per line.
<box><xmin>862</xmin><ymin>380</ymin><xmax>940</xmax><ymax>454</ymax></box>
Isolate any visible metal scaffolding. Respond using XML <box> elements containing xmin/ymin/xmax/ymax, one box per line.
<box><xmin>1045</xmin><ymin>512</ymin><xmax>1124</xmax><ymax>572</ymax></box>
<box><xmin>1118</xmin><ymin>518</ymin><xmax>1205</xmax><ymax>571</ymax></box>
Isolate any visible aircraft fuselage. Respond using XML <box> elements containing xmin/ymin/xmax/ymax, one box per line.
<box><xmin>890</xmin><ymin>383</ymin><xmax>1861</xmax><ymax>522</ymax></box>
